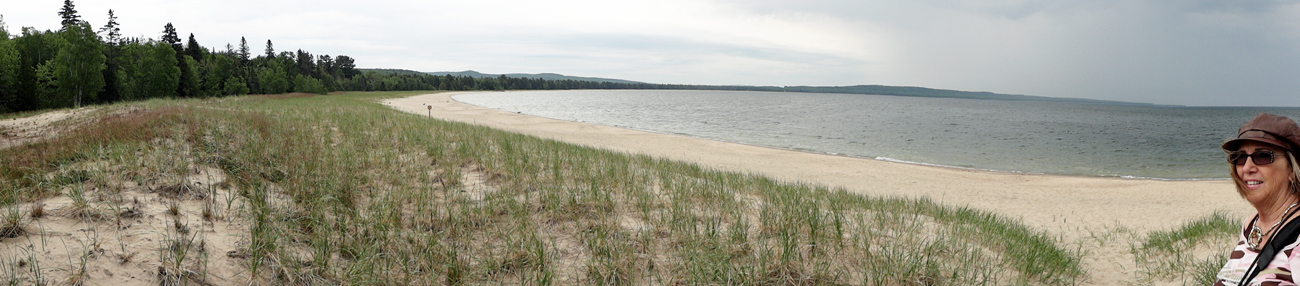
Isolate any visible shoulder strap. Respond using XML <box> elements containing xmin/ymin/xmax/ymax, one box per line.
<box><xmin>1244</xmin><ymin>217</ymin><xmax>1300</xmax><ymax>284</ymax></box>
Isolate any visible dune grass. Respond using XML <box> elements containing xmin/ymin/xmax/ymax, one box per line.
<box><xmin>1131</xmin><ymin>212</ymin><xmax>1237</xmax><ymax>285</ymax></box>
<box><xmin>0</xmin><ymin>91</ymin><xmax>1087</xmax><ymax>285</ymax></box>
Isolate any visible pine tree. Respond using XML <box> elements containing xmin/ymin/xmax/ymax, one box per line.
<box><xmin>238</xmin><ymin>37</ymin><xmax>250</xmax><ymax>63</ymax></box>
<box><xmin>98</xmin><ymin>11</ymin><xmax>122</xmax><ymax>104</ymax></box>
<box><xmin>264</xmin><ymin>39</ymin><xmax>274</xmax><ymax>58</ymax></box>
<box><xmin>161</xmin><ymin>23</ymin><xmax>180</xmax><ymax>52</ymax></box>
<box><xmin>336</xmin><ymin>55</ymin><xmax>356</xmax><ymax>79</ymax></box>
<box><xmin>185</xmin><ymin>33</ymin><xmax>203</xmax><ymax>63</ymax></box>
<box><xmin>295</xmin><ymin>49</ymin><xmax>315</xmax><ymax>77</ymax></box>
<box><xmin>58</xmin><ymin>0</ymin><xmax>81</xmax><ymax>30</ymax></box>
<box><xmin>99</xmin><ymin>10</ymin><xmax>120</xmax><ymax>45</ymax></box>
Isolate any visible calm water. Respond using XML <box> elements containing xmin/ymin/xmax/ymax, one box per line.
<box><xmin>455</xmin><ymin>90</ymin><xmax>1300</xmax><ymax>180</ymax></box>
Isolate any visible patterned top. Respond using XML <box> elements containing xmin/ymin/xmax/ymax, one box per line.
<box><xmin>1215</xmin><ymin>218</ymin><xmax>1300</xmax><ymax>286</ymax></box>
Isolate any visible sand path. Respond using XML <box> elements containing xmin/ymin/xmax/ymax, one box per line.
<box><xmin>383</xmin><ymin>91</ymin><xmax>1249</xmax><ymax>284</ymax></box>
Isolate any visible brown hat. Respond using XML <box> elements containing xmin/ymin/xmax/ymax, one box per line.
<box><xmin>1223</xmin><ymin>113</ymin><xmax>1300</xmax><ymax>151</ymax></box>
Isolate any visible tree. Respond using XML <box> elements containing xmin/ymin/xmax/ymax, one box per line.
<box><xmin>222</xmin><ymin>76</ymin><xmax>249</xmax><ymax>95</ymax></box>
<box><xmin>264</xmin><ymin>39</ymin><xmax>274</xmax><ymax>58</ymax></box>
<box><xmin>53</xmin><ymin>21</ymin><xmax>106</xmax><ymax>107</ymax></box>
<box><xmin>197</xmin><ymin>52</ymin><xmax>235</xmax><ymax>96</ymax></box>
<box><xmin>0</xmin><ymin>37</ymin><xmax>19</xmax><ymax>112</ymax></box>
<box><xmin>161</xmin><ymin>23</ymin><xmax>180</xmax><ymax>52</ymax></box>
<box><xmin>336</xmin><ymin>55</ymin><xmax>356</xmax><ymax>78</ymax></box>
<box><xmin>257</xmin><ymin>60</ymin><xmax>289</xmax><ymax>94</ymax></box>
<box><xmin>98</xmin><ymin>10</ymin><xmax>122</xmax><ymax>103</ymax></box>
<box><xmin>184</xmin><ymin>33</ymin><xmax>204</xmax><ymax>63</ymax></box>
<box><xmin>237</xmin><ymin>37</ymin><xmax>250</xmax><ymax>63</ymax></box>
<box><xmin>98</xmin><ymin>10</ymin><xmax>120</xmax><ymax>45</ymax></box>
<box><xmin>316</xmin><ymin>54</ymin><xmax>334</xmax><ymax>77</ymax></box>
<box><xmin>0</xmin><ymin>15</ymin><xmax>9</xmax><ymax>40</ymax></box>
<box><xmin>58</xmin><ymin>0</ymin><xmax>81</xmax><ymax>30</ymax></box>
<box><xmin>292</xmin><ymin>74</ymin><xmax>326</xmax><ymax>94</ymax></box>
<box><xmin>15</xmin><ymin>28</ymin><xmax>61</xmax><ymax>110</ymax></box>
<box><xmin>177</xmin><ymin>54</ymin><xmax>197</xmax><ymax>97</ymax></box>
<box><xmin>117</xmin><ymin>40</ymin><xmax>178</xmax><ymax>100</ymax></box>
<box><xmin>295</xmin><ymin>49</ymin><xmax>314</xmax><ymax>77</ymax></box>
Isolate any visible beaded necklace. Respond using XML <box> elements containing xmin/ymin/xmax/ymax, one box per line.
<box><xmin>1249</xmin><ymin>202</ymin><xmax>1299</xmax><ymax>251</ymax></box>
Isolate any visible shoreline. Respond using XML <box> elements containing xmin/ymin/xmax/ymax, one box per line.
<box><xmin>383</xmin><ymin>91</ymin><xmax>1248</xmax><ymax>233</ymax></box>
<box><xmin>456</xmin><ymin>93</ymin><xmax>1231</xmax><ymax>182</ymax></box>
<box><xmin>382</xmin><ymin>91</ymin><xmax>1247</xmax><ymax>283</ymax></box>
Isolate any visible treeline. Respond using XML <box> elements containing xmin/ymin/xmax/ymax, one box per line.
<box><xmin>0</xmin><ymin>1</ymin><xmax>713</xmax><ymax>113</ymax></box>
<box><xmin>0</xmin><ymin>1</ymin><xmax>372</xmax><ymax>113</ymax></box>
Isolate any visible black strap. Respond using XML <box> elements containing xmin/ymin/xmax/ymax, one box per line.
<box><xmin>1244</xmin><ymin>217</ymin><xmax>1300</xmax><ymax>284</ymax></box>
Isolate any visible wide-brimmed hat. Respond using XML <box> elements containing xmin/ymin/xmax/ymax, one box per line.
<box><xmin>1223</xmin><ymin>113</ymin><xmax>1300</xmax><ymax>151</ymax></box>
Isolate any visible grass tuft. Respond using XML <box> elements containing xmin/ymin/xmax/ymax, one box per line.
<box><xmin>1133</xmin><ymin>211</ymin><xmax>1237</xmax><ymax>285</ymax></box>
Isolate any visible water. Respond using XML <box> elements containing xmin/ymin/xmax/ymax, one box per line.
<box><xmin>455</xmin><ymin>90</ymin><xmax>1300</xmax><ymax>180</ymax></box>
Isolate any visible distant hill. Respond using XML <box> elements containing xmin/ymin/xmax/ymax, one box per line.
<box><xmin>425</xmin><ymin>70</ymin><xmax>644</xmax><ymax>84</ymax></box>
<box><xmin>357</xmin><ymin>69</ymin><xmax>1164</xmax><ymax>106</ymax></box>
<box><xmin>773</xmin><ymin>85</ymin><xmax>1164</xmax><ymax>106</ymax></box>
<box><xmin>360</xmin><ymin>68</ymin><xmax>429</xmax><ymax>76</ymax></box>
<box><xmin>359</xmin><ymin>69</ymin><xmax>644</xmax><ymax>84</ymax></box>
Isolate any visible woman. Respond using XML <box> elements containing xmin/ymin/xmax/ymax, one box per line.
<box><xmin>1216</xmin><ymin>113</ymin><xmax>1300</xmax><ymax>286</ymax></box>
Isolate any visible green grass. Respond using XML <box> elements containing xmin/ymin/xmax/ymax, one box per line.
<box><xmin>1132</xmin><ymin>211</ymin><xmax>1238</xmax><ymax>285</ymax></box>
<box><xmin>0</xmin><ymin>109</ymin><xmax>49</xmax><ymax>121</ymax></box>
<box><xmin>0</xmin><ymin>91</ymin><xmax>1086</xmax><ymax>285</ymax></box>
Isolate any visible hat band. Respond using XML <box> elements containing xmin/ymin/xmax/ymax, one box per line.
<box><xmin>1239</xmin><ymin>129</ymin><xmax>1295</xmax><ymax>150</ymax></box>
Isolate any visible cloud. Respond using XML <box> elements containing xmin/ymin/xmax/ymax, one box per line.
<box><xmin>5</xmin><ymin>0</ymin><xmax>1300</xmax><ymax>105</ymax></box>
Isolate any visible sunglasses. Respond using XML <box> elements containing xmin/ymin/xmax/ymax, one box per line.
<box><xmin>1228</xmin><ymin>150</ymin><xmax>1277</xmax><ymax>166</ymax></box>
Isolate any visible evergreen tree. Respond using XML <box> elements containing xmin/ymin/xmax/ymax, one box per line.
<box><xmin>237</xmin><ymin>37</ymin><xmax>250</xmax><ymax>63</ymax></box>
<box><xmin>98</xmin><ymin>10</ymin><xmax>122</xmax><ymax>103</ymax></box>
<box><xmin>336</xmin><ymin>55</ymin><xmax>356</xmax><ymax>78</ymax></box>
<box><xmin>316</xmin><ymin>54</ymin><xmax>334</xmax><ymax>77</ymax></box>
<box><xmin>264</xmin><ymin>39</ymin><xmax>274</xmax><ymax>58</ymax></box>
<box><xmin>98</xmin><ymin>10</ymin><xmax>120</xmax><ymax>45</ymax></box>
<box><xmin>295</xmin><ymin>49</ymin><xmax>314</xmax><ymax>77</ymax></box>
<box><xmin>53</xmin><ymin>21</ymin><xmax>105</xmax><ymax>107</ymax></box>
<box><xmin>161</xmin><ymin>23</ymin><xmax>180</xmax><ymax>52</ymax></box>
<box><xmin>158</xmin><ymin>24</ymin><xmax>192</xmax><ymax>97</ymax></box>
<box><xmin>58</xmin><ymin>0</ymin><xmax>81</xmax><ymax>30</ymax></box>
<box><xmin>184</xmin><ymin>33</ymin><xmax>204</xmax><ymax>63</ymax></box>
<box><xmin>177</xmin><ymin>54</ymin><xmax>196</xmax><ymax>97</ymax></box>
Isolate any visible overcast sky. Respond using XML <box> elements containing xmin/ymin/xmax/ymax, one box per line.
<box><xmin>5</xmin><ymin>0</ymin><xmax>1300</xmax><ymax>106</ymax></box>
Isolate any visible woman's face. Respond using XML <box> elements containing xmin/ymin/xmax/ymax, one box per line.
<box><xmin>1236</xmin><ymin>141</ymin><xmax>1295</xmax><ymax>205</ymax></box>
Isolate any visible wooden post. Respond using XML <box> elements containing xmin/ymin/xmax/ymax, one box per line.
<box><xmin>427</xmin><ymin>105</ymin><xmax>432</xmax><ymax>117</ymax></box>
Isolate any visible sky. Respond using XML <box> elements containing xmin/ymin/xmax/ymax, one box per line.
<box><xmin>4</xmin><ymin>0</ymin><xmax>1300</xmax><ymax>106</ymax></box>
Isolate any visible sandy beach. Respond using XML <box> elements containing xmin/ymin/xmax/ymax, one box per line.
<box><xmin>384</xmin><ymin>91</ymin><xmax>1249</xmax><ymax>284</ymax></box>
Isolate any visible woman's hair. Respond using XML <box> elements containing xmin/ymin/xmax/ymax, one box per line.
<box><xmin>1231</xmin><ymin>148</ymin><xmax>1300</xmax><ymax>198</ymax></box>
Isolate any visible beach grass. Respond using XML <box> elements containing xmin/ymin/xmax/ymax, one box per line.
<box><xmin>1</xmin><ymin>91</ymin><xmax>1085</xmax><ymax>285</ymax></box>
<box><xmin>1131</xmin><ymin>211</ymin><xmax>1237</xmax><ymax>285</ymax></box>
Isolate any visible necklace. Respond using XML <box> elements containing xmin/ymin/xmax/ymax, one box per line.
<box><xmin>1249</xmin><ymin>202</ymin><xmax>1299</xmax><ymax>250</ymax></box>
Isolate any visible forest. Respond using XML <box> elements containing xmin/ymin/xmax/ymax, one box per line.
<box><xmin>0</xmin><ymin>1</ymin><xmax>694</xmax><ymax>113</ymax></box>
